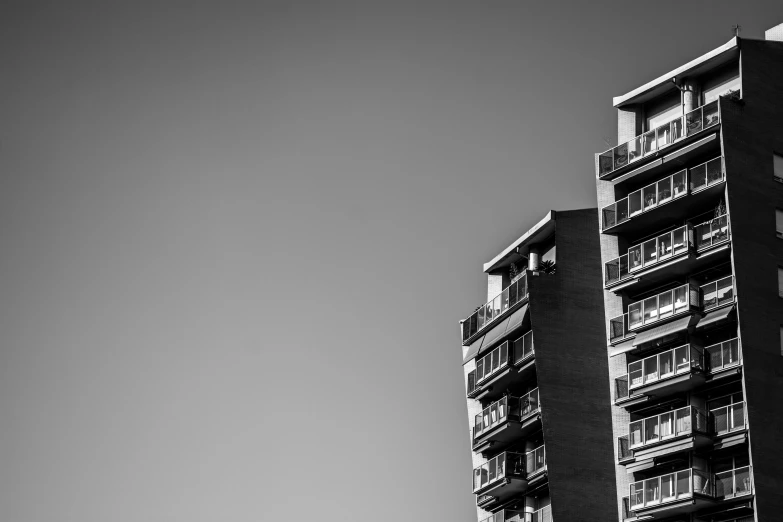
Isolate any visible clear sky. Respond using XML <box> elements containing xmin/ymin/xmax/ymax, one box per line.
<box><xmin>0</xmin><ymin>2</ymin><xmax>781</xmax><ymax>521</ymax></box>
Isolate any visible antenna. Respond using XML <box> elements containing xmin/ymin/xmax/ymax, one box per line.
<box><xmin>732</xmin><ymin>24</ymin><xmax>741</xmax><ymax>37</ymax></box>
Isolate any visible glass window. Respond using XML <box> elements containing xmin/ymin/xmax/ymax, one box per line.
<box><xmin>643</xmin><ymin>185</ymin><xmax>657</xmax><ymax>210</ymax></box>
<box><xmin>776</xmin><ymin>209</ymin><xmax>783</xmax><ymax>238</ymax></box>
<box><xmin>775</xmin><ymin>153</ymin><xmax>783</xmax><ymax>182</ymax></box>
<box><xmin>628</xmin><ymin>245</ymin><xmax>643</xmax><ymax>271</ymax></box>
<box><xmin>672</xmin><ymin>170</ymin><xmax>687</xmax><ymax>197</ymax></box>
<box><xmin>643</xmin><ymin>297</ymin><xmax>658</xmax><ymax>323</ymax></box>
<box><xmin>629</xmin><ymin>190</ymin><xmax>643</xmax><ymax>216</ymax></box>
<box><xmin>658</xmin><ymin>178</ymin><xmax>672</xmax><ymax>203</ymax></box>
<box><xmin>643</xmin><ymin>239</ymin><xmax>657</xmax><ymax>266</ymax></box>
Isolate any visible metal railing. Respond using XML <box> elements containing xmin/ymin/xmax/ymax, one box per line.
<box><xmin>626</xmin><ymin>283</ymin><xmax>695</xmax><ymax>330</ymax></box>
<box><xmin>629</xmin><ymin>468</ymin><xmax>713</xmax><ymax>510</ymax></box>
<box><xmin>605</xmin><ymin>226</ymin><xmax>689</xmax><ymax>284</ymax></box>
<box><xmin>609</xmin><ymin>313</ymin><xmax>630</xmax><ymax>343</ymax></box>
<box><xmin>479</xmin><ymin>509</ymin><xmax>525</xmax><ymax>522</ymax></box>
<box><xmin>628</xmin><ymin>405</ymin><xmax>707</xmax><ymax>449</ymax></box>
<box><xmin>627</xmin><ymin>344</ymin><xmax>703</xmax><ymax>390</ymax></box>
<box><xmin>598</xmin><ymin>101</ymin><xmax>720</xmax><ymax>178</ymax></box>
<box><xmin>694</xmin><ymin>213</ymin><xmax>730</xmax><ymax>250</ymax></box>
<box><xmin>617</xmin><ymin>435</ymin><xmax>632</xmax><ymax>460</ymax></box>
<box><xmin>468</xmin><ymin>332</ymin><xmax>534</xmax><ymax>397</ymax></box>
<box><xmin>473</xmin><ymin>451</ymin><xmax>526</xmax><ymax>492</ymax></box>
<box><xmin>530</xmin><ymin>505</ymin><xmax>553</xmax><ymax>522</ymax></box>
<box><xmin>605</xmin><ymin>213</ymin><xmax>730</xmax><ymax>285</ymax></box>
<box><xmin>472</xmin><ymin>389</ymin><xmax>540</xmax><ymax>439</ymax></box>
<box><xmin>711</xmin><ymin>401</ymin><xmax>746</xmax><ymax>435</ymax></box>
<box><xmin>715</xmin><ymin>466</ymin><xmax>753</xmax><ymax>498</ymax></box>
<box><xmin>690</xmin><ymin>156</ymin><xmax>726</xmax><ymax>192</ymax></box>
<box><xmin>462</xmin><ymin>274</ymin><xmax>528</xmax><ymax>343</ymax></box>
<box><xmin>601</xmin><ymin>168</ymin><xmax>688</xmax><ymax>230</ymax></box>
<box><xmin>499</xmin><ymin>506</ymin><xmax>553</xmax><ymax>522</ymax></box>
<box><xmin>526</xmin><ymin>445</ymin><xmax>547</xmax><ymax>476</ymax></box>
<box><xmin>700</xmin><ymin>275</ymin><xmax>734</xmax><ymax>311</ymax></box>
<box><xmin>705</xmin><ymin>338</ymin><xmax>741</xmax><ymax>372</ymax></box>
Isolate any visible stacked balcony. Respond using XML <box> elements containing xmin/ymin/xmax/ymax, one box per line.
<box><xmin>604</xmin><ymin>212</ymin><xmax>730</xmax><ymax>289</ymax></box>
<box><xmin>601</xmin><ymin>156</ymin><xmax>726</xmax><ymax>235</ymax></box>
<box><xmin>628</xmin><ymin>466</ymin><xmax>752</xmax><ymax>518</ymax></box>
<box><xmin>467</xmin><ymin>332</ymin><xmax>535</xmax><ymax>401</ymax></box>
<box><xmin>473</xmin><ymin>446</ymin><xmax>547</xmax><ymax>507</ymax></box>
<box><xmin>597</xmin><ymin>101</ymin><xmax>720</xmax><ymax>180</ymax></box>
<box><xmin>479</xmin><ymin>506</ymin><xmax>552</xmax><ymax>522</ymax></box>
<box><xmin>462</xmin><ymin>274</ymin><xmax>528</xmax><ymax>345</ymax></box>
<box><xmin>472</xmin><ymin>389</ymin><xmax>541</xmax><ymax>453</ymax></box>
<box><xmin>609</xmin><ymin>275</ymin><xmax>734</xmax><ymax>344</ymax></box>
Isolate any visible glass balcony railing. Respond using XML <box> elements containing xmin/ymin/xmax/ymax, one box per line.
<box><xmin>462</xmin><ymin>274</ymin><xmax>528</xmax><ymax>344</ymax></box>
<box><xmin>715</xmin><ymin>466</ymin><xmax>753</xmax><ymax>498</ymax></box>
<box><xmin>629</xmin><ymin>406</ymin><xmax>707</xmax><ymax>449</ymax></box>
<box><xmin>617</xmin><ymin>435</ymin><xmax>632</xmax><ymax>461</ymax></box>
<box><xmin>628</xmin><ymin>344</ymin><xmax>703</xmax><ymax>389</ymax></box>
<box><xmin>530</xmin><ymin>506</ymin><xmax>552</xmax><ymax>522</ymax></box>
<box><xmin>694</xmin><ymin>213</ymin><xmax>730</xmax><ymax>250</ymax></box>
<box><xmin>604</xmin><ymin>226</ymin><xmax>689</xmax><ymax>285</ymax></box>
<box><xmin>601</xmin><ymin>156</ymin><xmax>724</xmax><ymax>231</ymax></box>
<box><xmin>479</xmin><ymin>510</ymin><xmax>526</xmax><ymax>522</ymax></box>
<box><xmin>622</xmin><ymin>496</ymin><xmax>635</xmax><ymax>520</ymax></box>
<box><xmin>705</xmin><ymin>338</ymin><xmax>741</xmax><ymax>372</ymax></box>
<box><xmin>711</xmin><ymin>401</ymin><xmax>746</xmax><ymax>435</ymax></box>
<box><xmin>700</xmin><ymin>275</ymin><xmax>734</xmax><ymax>311</ymax></box>
<box><xmin>525</xmin><ymin>444</ymin><xmax>547</xmax><ymax>476</ymax></box>
<box><xmin>615</xmin><ymin>344</ymin><xmax>703</xmax><ymax>400</ymax></box>
<box><xmin>604</xmin><ymin>213</ymin><xmax>730</xmax><ymax>285</ymax></box>
<box><xmin>627</xmin><ymin>283</ymin><xmax>694</xmax><ymax>330</ymax></box>
<box><xmin>473</xmin><ymin>390</ymin><xmax>540</xmax><ymax>440</ymax></box>
<box><xmin>609</xmin><ymin>276</ymin><xmax>734</xmax><ymax>339</ymax></box>
<box><xmin>598</xmin><ymin>101</ymin><xmax>720</xmax><ymax>178</ymax></box>
<box><xmin>473</xmin><ymin>451</ymin><xmax>526</xmax><ymax>492</ymax></box>
<box><xmin>467</xmin><ymin>332</ymin><xmax>534</xmax><ymax>397</ymax></box>
<box><xmin>629</xmin><ymin>468</ymin><xmax>713</xmax><ymax>510</ymax></box>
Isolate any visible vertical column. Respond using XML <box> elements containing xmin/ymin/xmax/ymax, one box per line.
<box><xmin>486</xmin><ymin>272</ymin><xmax>510</xmax><ymax>302</ymax></box>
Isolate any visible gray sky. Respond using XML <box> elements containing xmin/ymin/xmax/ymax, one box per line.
<box><xmin>0</xmin><ymin>2</ymin><xmax>781</xmax><ymax>521</ymax></box>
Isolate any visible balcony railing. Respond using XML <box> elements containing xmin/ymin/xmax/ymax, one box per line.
<box><xmin>700</xmin><ymin>275</ymin><xmax>734</xmax><ymax>311</ymax></box>
<box><xmin>462</xmin><ymin>274</ymin><xmax>528</xmax><ymax>344</ymax></box>
<box><xmin>705</xmin><ymin>338</ymin><xmax>741</xmax><ymax>372</ymax></box>
<box><xmin>622</xmin><ymin>496</ymin><xmax>635</xmax><ymax>520</ymax></box>
<box><xmin>601</xmin><ymin>156</ymin><xmax>725</xmax><ymax>231</ymax></box>
<box><xmin>627</xmin><ymin>283</ymin><xmax>696</xmax><ymax>330</ymax></box>
<box><xmin>609</xmin><ymin>313</ymin><xmax>631</xmax><ymax>343</ymax></box>
<box><xmin>473</xmin><ymin>451</ymin><xmax>526</xmax><ymax>492</ymax></box>
<box><xmin>615</xmin><ymin>344</ymin><xmax>703</xmax><ymax>400</ymax></box>
<box><xmin>473</xmin><ymin>446</ymin><xmax>544</xmax><ymax>493</ymax></box>
<box><xmin>629</xmin><ymin>468</ymin><xmax>713</xmax><ymax>510</ymax></box>
<box><xmin>479</xmin><ymin>509</ymin><xmax>524</xmax><ymax>522</ymax></box>
<box><xmin>711</xmin><ymin>401</ymin><xmax>746</xmax><ymax>435</ymax></box>
<box><xmin>526</xmin><ymin>444</ymin><xmax>547</xmax><ymax>476</ymax></box>
<box><xmin>715</xmin><ymin>466</ymin><xmax>753</xmax><ymax>498</ymax></box>
<box><xmin>605</xmin><ymin>226</ymin><xmax>689</xmax><ymax>285</ymax></box>
<box><xmin>529</xmin><ymin>505</ymin><xmax>552</xmax><ymax>522</ymax></box>
<box><xmin>604</xmin><ymin>213</ymin><xmax>730</xmax><ymax>286</ymax></box>
<box><xmin>629</xmin><ymin>406</ymin><xmax>707</xmax><ymax>449</ymax></box>
<box><xmin>694</xmin><ymin>213</ymin><xmax>730</xmax><ymax>250</ymax></box>
<box><xmin>617</xmin><ymin>435</ymin><xmax>632</xmax><ymax>461</ymax></box>
<box><xmin>468</xmin><ymin>332</ymin><xmax>534</xmax><ymax>397</ymax></box>
<box><xmin>473</xmin><ymin>389</ymin><xmax>540</xmax><ymax>440</ymax></box>
<box><xmin>598</xmin><ymin>101</ymin><xmax>720</xmax><ymax>178</ymax></box>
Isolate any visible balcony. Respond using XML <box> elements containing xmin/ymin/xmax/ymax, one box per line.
<box><xmin>608</xmin><ymin>275</ymin><xmax>735</xmax><ymax>344</ymax></box>
<box><xmin>604</xmin><ymin>213</ymin><xmax>730</xmax><ymax>289</ymax></box>
<box><xmin>597</xmin><ymin>101</ymin><xmax>720</xmax><ymax>180</ymax></box>
<box><xmin>629</xmin><ymin>468</ymin><xmax>716</xmax><ymax>516</ymax></box>
<box><xmin>462</xmin><ymin>274</ymin><xmax>528</xmax><ymax>345</ymax></box>
<box><xmin>481</xmin><ymin>506</ymin><xmax>552</xmax><ymax>522</ymax></box>
<box><xmin>711</xmin><ymin>401</ymin><xmax>746</xmax><ymax>436</ymax></box>
<box><xmin>715</xmin><ymin>466</ymin><xmax>753</xmax><ymax>499</ymax></box>
<box><xmin>601</xmin><ymin>156</ymin><xmax>725</xmax><ymax>234</ymax></box>
<box><xmin>473</xmin><ymin>447</ymin><xmax>547</xmax><ymax>505</ymax></box>
<box><xmin>467</xmin><ymin>332</ymin><xmax>535</xmax><ymax>401</ymax></box>
<box><xmin>473</xmin><ymin>389</ymin><xmax>541</xmax><ymax>452</ymax></box>
<box><xmin>629</xmin><ymin>406</ymin><xmax>708</xmax><ymax>450</ymax></box>
<box><xmin>615</xmin><ymin>344</ymin><xmax>704</xmax><ymax>403</ymax></box>
<box><xmin>705</xmin><ymin>338</ymin><xmax>741</xmax><ymax>373</ymax></box>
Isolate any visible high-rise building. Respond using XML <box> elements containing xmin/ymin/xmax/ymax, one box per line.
<box><xmin>596</xmin><ymin>24</ymin><xmax>783</xmax><ymax>522</ymax></box>
<box><xmin>459</xmin><ymin>209</ymin><xmax>617</xmax><ymax>522</ymax></box>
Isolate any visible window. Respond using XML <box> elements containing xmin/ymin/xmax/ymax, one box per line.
<box><xmin>775</xmin><ymin>153</ymin><xmax>783</xmax><ymax>182</ymax></box>
<box><xmin>777</xmin><ymin>209</ymin><xmax>783</xmax><ymax>238</ymax></box>
<box><xmin>779</xmin><ymin>267</ymin><xmax>783</xmax><ymax>297</ymax></box>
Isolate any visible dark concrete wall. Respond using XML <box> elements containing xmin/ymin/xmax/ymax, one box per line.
<box><xmin>528</xmin><ymin>209</ymin><xmax>617</xmax><ymax>522</ymax></box>
<box><xmin>720</xmin><ymin>38</ymin><xmax>783</xmax><ymax>520</ymax></box>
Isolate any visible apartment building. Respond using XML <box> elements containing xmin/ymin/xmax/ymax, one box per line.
<box><xmin>596</xmin><ymin>23</ymin><xmax>783</xmax><ymax>522</ymax></box>
<box><xmin>459</xmin><ymin>209</ymin><xmax>616</xmax><ymax>522</ymax></box>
